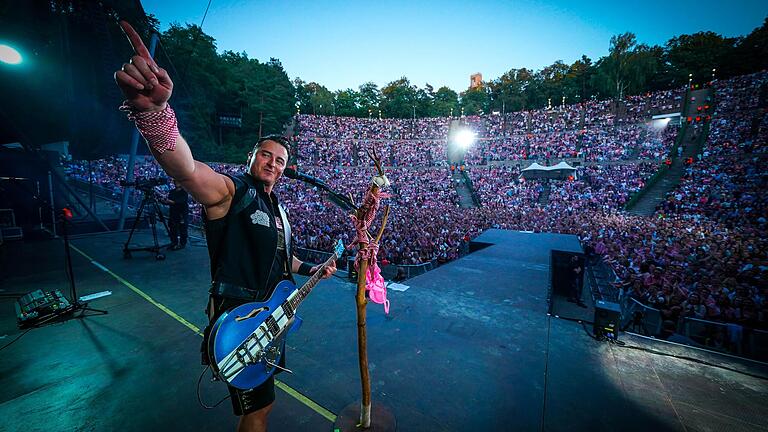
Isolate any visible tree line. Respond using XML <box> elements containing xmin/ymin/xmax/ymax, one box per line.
<box><xmin>297</xmin><ymin>19</ymin><xmax>767</xmax><ymax>118</ymax></box>
<box><xmin>154</xmin><ymin>16</ymin><xmax>766</xmax><ymax>161</ymax></box>
<box><xmin>9</xmin><ymin>1</ymin><xmax>764</xmax><ymax>162</ymax></box>
<box><xmin>149</xmin><ymin>22</ymin><xmax>295</xmax><ymax>162</ymax></box>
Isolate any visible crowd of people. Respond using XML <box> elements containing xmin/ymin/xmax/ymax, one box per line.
<box><xmin>296</xmin><ymin>114</ymin><xmax>450</xmax><ymax>140</ymax></box>
<box><xmin>658</xmin><ymin>154</ymin><xmax>766</xmax><ymax>229</ymax></box>
<box><xmin>62</xmin><ymin>72</ymin><xmax>767</xmax><ymax>331</ymax></box>
<box><xmin>622</xmin><ymin>88</ymin><xmax>685</xmax><ymax>124</ymax></box>
<box><xmin>293</xmin><ymin>89</ymin><xmax>686</xmax><ymax>167</ymax></box>
<box><xmin>630</xmin><ymin>72</ymin><xmax>767</xmax><ymax>332</ymax></box>
<box><xmin>705</xmin><ymin>71</ymin><xmax>768</xmax><ymax>157</ymax></box>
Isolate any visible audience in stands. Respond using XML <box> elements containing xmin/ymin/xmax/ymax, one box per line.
<box><xmin>62</xmin><ymin>75</ymin><xmax>767</xmax><ymax>330</ymax></box>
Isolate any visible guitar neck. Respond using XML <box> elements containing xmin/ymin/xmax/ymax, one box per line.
<box><xmin>291</xmin><ymin>253</ymin><xmax>338</xmax><ymax>308</ymax></box>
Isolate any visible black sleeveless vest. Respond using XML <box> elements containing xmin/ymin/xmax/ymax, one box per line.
<box><xmin>205</xmin><ymin>173</ymin><xmax>293</xmax><ymax>300</ymax></box>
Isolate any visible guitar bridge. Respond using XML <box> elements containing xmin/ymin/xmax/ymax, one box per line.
<box><xmin>262</xmin><ymin>346</ymin><xmax>293</xmax><ymax>374</ymax></box>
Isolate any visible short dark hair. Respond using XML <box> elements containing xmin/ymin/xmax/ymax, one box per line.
<box><xmin>254</xmin><ymin>134</ymin><xmax>291</xmax><ymax>157</ymax></box>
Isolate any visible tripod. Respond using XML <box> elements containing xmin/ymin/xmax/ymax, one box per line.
<box><xmin>61</xmin><ymin>209</ymin><xmax>108</xmax><ymax>319</ymax></box>
<box><xmin>123</xmin><ymin>187</ymin><xmax>170</xmax><ymax>260</ymax></box>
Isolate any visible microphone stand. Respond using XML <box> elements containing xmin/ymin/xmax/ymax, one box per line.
<box><xmin>286</xmin><ymin>168</ymin><xmax>357</xmax><ymax>281</ymax></box>
<box><xmin>286</xmin><ymin>169</ymin><xmax>358</xmax><ymax>212</ymax></box>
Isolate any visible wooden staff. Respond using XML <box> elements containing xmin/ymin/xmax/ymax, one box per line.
<box><xmin>354</xmin><ymin>149</ymin><xmax>390</xmax><ymax>428</ymax></box>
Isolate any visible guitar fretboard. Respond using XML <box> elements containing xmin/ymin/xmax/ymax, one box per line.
<box><xmin>288</xmin><ymin>252</ymin><xmax>338</xmax><ymax>311</ymax></box>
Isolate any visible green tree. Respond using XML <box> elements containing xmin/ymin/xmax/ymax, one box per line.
<box><xmin>521</xmin><ymin>68</ymin><xmax>546</xmax><ymax>109</ymax></box>
<box><xmin>592</xmin><ymin>33</ymin><xmax>663</xmax><ymax>100</ymax></box>
<box><xmin>595</xmin><ymin>32</ymin><xmax>637</xmax><ymax>99</ymax></box>
<box><xmin>215</xmin><ymin>54</ymin><xmax>294</xmax><ymax>157</ymax></box>
<box><xmin>296</xmin><ymin>81</ymin><xmax>334</xmax><ymax>115</ymax></box>
<box><xmin>537</xmin><ymin>60</ymin><xmax>571</xmax><ymax>106</ymax></box>
<box><xmin>357</xmin><ymin>82</ymin><xmax>381</xmax><ymax>117</ymax></box>
<box><xmin>432</xmin><ymin>86</ymin><xmax>459</xmax><ymax>117</ymax></box>
<box><xmin>415</xmin><ymin>84</ymin><xmax>434</xmax><ymax>117</ymax></box>
<box><xmin>489</xmin><ymin>69</ymin><xmax>521</xmax><ymax>112</ymax></box>
<box><xmin>158</xmin><ymin>24</ymin><xmax>294</xmax><ymax>162</ymax></box>
<box><xmin>665</xmin><ymin>31</ymin><xmax>736</xmax><ymax>86</ymax></box>
<box><xmin>258</xmin><ymin>58</ymin><xmax>296</xmax><ymax>134</ymax></box>
<box><xmin>460</xmin><ymin>87</ymin><xmax>490</xmax><ymax>115</ymax></box>
<box><xmin>294</xmin><ymin>78</ymin><xmax>312</xmax><ymax>114</ymax></box>
<box><xmin>726</xmin><ymin>17</ymin><xmax>768</xmax><ymax>77</ymax></box>
<box><xmin>334</xmin><ymin>89</ymin><xmax>360</xmax><ymax>117</ymax></box>
<box><xmin>639</xmin><ymin>45</ymin><xmax>670</xmax><ymax>92</ymax></box>
<box><xmin>381</xmin><ymin>77</ymin><xmax>419</xmax><ymax>118</ymax></box>
<box><xmin>563</xmin><ymin>55</ymin><xmax>595</xmax><ymax>103</ymax></box>
<box><xmin>159</xmin><ymin>23</ymin><xmax>222</xmax><ymax>160</ymax></box>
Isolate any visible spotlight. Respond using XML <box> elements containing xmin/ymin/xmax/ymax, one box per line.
<box><xmin>454</xmin><ymin>129</ymin><xmax>476</xmax><ymax>149</ymax></box>
<box><xmin>651</xmin><ymin>118</ymin><xmax>670</xmax><ymax>129</ymax></box>
<box><xmin>0</xmin><ymin>44</ymin><xmax>22</xmax><ymax>65</ymax></box>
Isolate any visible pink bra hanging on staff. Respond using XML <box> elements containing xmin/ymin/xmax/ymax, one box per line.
<box><xmin>365</xmin><ymin>261</ymin><xmax>389</xmax><ymax>314</ymax></box>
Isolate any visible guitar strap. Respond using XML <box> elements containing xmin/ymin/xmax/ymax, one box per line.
<box><xmin>234</xmin><ymin>174</ymin><xmax>292</xmax><ymax>259</ymax></box>
<box><xmin>208</xmin><ymin>175</ymin><xmax>250</xmax><ymax>291</ymax></box>
<box><xmin>209</xmin><ymin>174</ymin><xmax>292</xmax><ymax>294</ymax></box>
<box><xmin>230</xmin><ymin>176</ymin><xmax>254</xmax><ymax>216</ymax></box>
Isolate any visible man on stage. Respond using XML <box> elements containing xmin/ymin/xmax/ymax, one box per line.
<box><xmin>114</xmin><ymin>21</ymin><xmax>335</xmax><ymax>432</ymax></box>
<box><xmin>163</xmin><ymin>179</ymin><xmax>189</xmax><ymax>250</ymax></box>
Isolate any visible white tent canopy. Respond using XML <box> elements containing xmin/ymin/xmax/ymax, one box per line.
<box><xmin>520</xmin><ymin>161</ymin><xmax>577</xmax><ymax>180</ymax></box>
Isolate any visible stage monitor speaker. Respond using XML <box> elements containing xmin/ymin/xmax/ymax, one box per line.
<box><xmin>593</xmin><ymin>300</ymin><xmax>621</xmax><ymax>340</ymax></box>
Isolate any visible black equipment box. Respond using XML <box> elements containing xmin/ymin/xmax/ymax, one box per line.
<box><xmin>15</xmin><ymin>289</ymin><xmax>72</xmax><ymax>328</ymax></box>
<box><xmin>593</xmin><ymin>300</ymin><xmax>621</xmax><ymax>340</ymax></box>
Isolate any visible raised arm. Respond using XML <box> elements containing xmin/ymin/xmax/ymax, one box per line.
<box><xmin>114</xmin><ymin>21</ymin><xmax>233</xmax><ymax>213</ymax></box>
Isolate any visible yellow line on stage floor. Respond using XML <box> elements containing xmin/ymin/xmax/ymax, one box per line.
<box><xmin>274</xmin><ymin>380</ymin><xmax>337</xmax><ymax>423</ymax></box>
<box><xmin>69</xmin><ymin>243</ymin><xmax>337</xmax><ymax>423</ymax></box>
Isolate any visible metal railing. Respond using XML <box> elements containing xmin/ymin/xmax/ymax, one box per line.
<box><xmin>294</xmin><ymin>246</ymin><xmax>438</xmax><ymax>282</ymax></box>
<box><xmin>623</xmin><ymin>160</ymin><xmax>670</xmax><ymax>210</ymax></box>
<box><xmin>584</xmin><ymin>251</ymin><xmax>767</xmax><ymax>361</ymax></box>
<box><xmin>586</xmin><ymin>256</ymin><xmax>621</xmax><ymax>303</ymax></box>
<box><xmin>621</xmin><ymin>298</ymin><xmax>664</xmax><ymax>336</ymax></box>
<box><xmin>389</xmin><ymin>261</ymin><xmax>436</xmax><ymax>280</ymax></box>
<box><xmin>459</xmin><ymin>170</ymin><xmax>482</xmax><ymax>207</ymax></box>
<box><xmin>621</xmin><ymin>297</ymin><xmax>768</xmax><ymax>361</ymax></box>
<box><xmin>293</xmin><ymin>246</ymin><xmax>337</xmax><ymax>266</ymax></box>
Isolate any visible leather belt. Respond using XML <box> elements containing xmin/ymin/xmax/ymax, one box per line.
<box><xmin>210</xmin><ymin>281</ymin><xmax>262</xmax><ymax>300</ymax></box>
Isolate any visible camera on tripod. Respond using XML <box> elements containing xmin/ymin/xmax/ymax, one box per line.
<box><xmin>119</xmin><ymin>177</ymin><xmax>167</xmax><ymax>191</ymax></box>
<box><xmin>121</xmin><ymin>177</ymin><xmax>171</xmax><ymax>260</ymax></box>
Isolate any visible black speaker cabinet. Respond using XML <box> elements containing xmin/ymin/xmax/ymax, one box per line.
<box><xmin>593</xmin><ymin>300</ymin><xmax>621</xmax><ymax>340</ymax></box>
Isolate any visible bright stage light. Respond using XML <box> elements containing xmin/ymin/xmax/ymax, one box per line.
<box><xmin>651</xmin><ymin>118</ymin><xmax>670</xmax><ymax>130</ymax></box>
<box><xmin>0</xmin><ymin>44</ymin><xmax>22</xmax><ymax>65</ymax></box>
<box><xmin>454</xmin><ymin>129</ymin><xmax>476</xmax><ymax>149</ymax></box>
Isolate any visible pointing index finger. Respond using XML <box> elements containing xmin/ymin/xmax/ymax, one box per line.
<box><xmin>119</xmin><ymin>20</ymin><xmax>156</xmax><ymax>67</ymax></box>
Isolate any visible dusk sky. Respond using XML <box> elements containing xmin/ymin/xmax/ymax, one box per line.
<box><xmin>141</xmin><ymin>0</ymin><xmax>767</xmax><ymax>92</ymax></box>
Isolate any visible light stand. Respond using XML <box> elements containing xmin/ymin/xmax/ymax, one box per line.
<box><xmin>61</xmin><ymin>207</ymin><xmax>108</xmax><ymax>318</ymax></box>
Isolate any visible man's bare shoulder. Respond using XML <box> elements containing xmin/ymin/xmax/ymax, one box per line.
<box><xmin>203</xmin><ymin>175</ymin><xmax>236</xmax><ymax>220</ymax></box>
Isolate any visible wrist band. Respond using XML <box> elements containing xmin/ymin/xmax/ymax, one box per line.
<box><xmin>298</xmin><ymin>262</ymin><xmax>313</xmax><ymax>276</ymax></box>
<box><xmin>120</xmin><ymin>102</ymin><xmax>179</xmax><ymax>154</ymax></box>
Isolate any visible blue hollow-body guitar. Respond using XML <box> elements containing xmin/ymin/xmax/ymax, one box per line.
<box><xmin>208</xmin><ymin>240</ymin><xmax>344</xmax><ymax>390</ymax></box>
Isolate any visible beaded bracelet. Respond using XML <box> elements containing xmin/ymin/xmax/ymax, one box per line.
<box><xmin>119</xmin><ymin>102</ymin><xmax>179</xmax><ymax>154</ymax></box>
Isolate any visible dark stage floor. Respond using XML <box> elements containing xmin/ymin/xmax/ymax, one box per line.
<box><xmin>1</xmin><ymin>229</ymin><xmax>767</xmax><ymax>431</ymax></box>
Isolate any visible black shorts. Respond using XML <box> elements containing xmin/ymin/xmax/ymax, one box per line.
<box><xmin>202</xmin><ymin>294</ymin><xmax>282</xmax><ymax>416</ymax></box>
<box><xmin>228</xmin><ymin>375</ymin><xmax>275</xmax><ymax>416</ymax></box>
